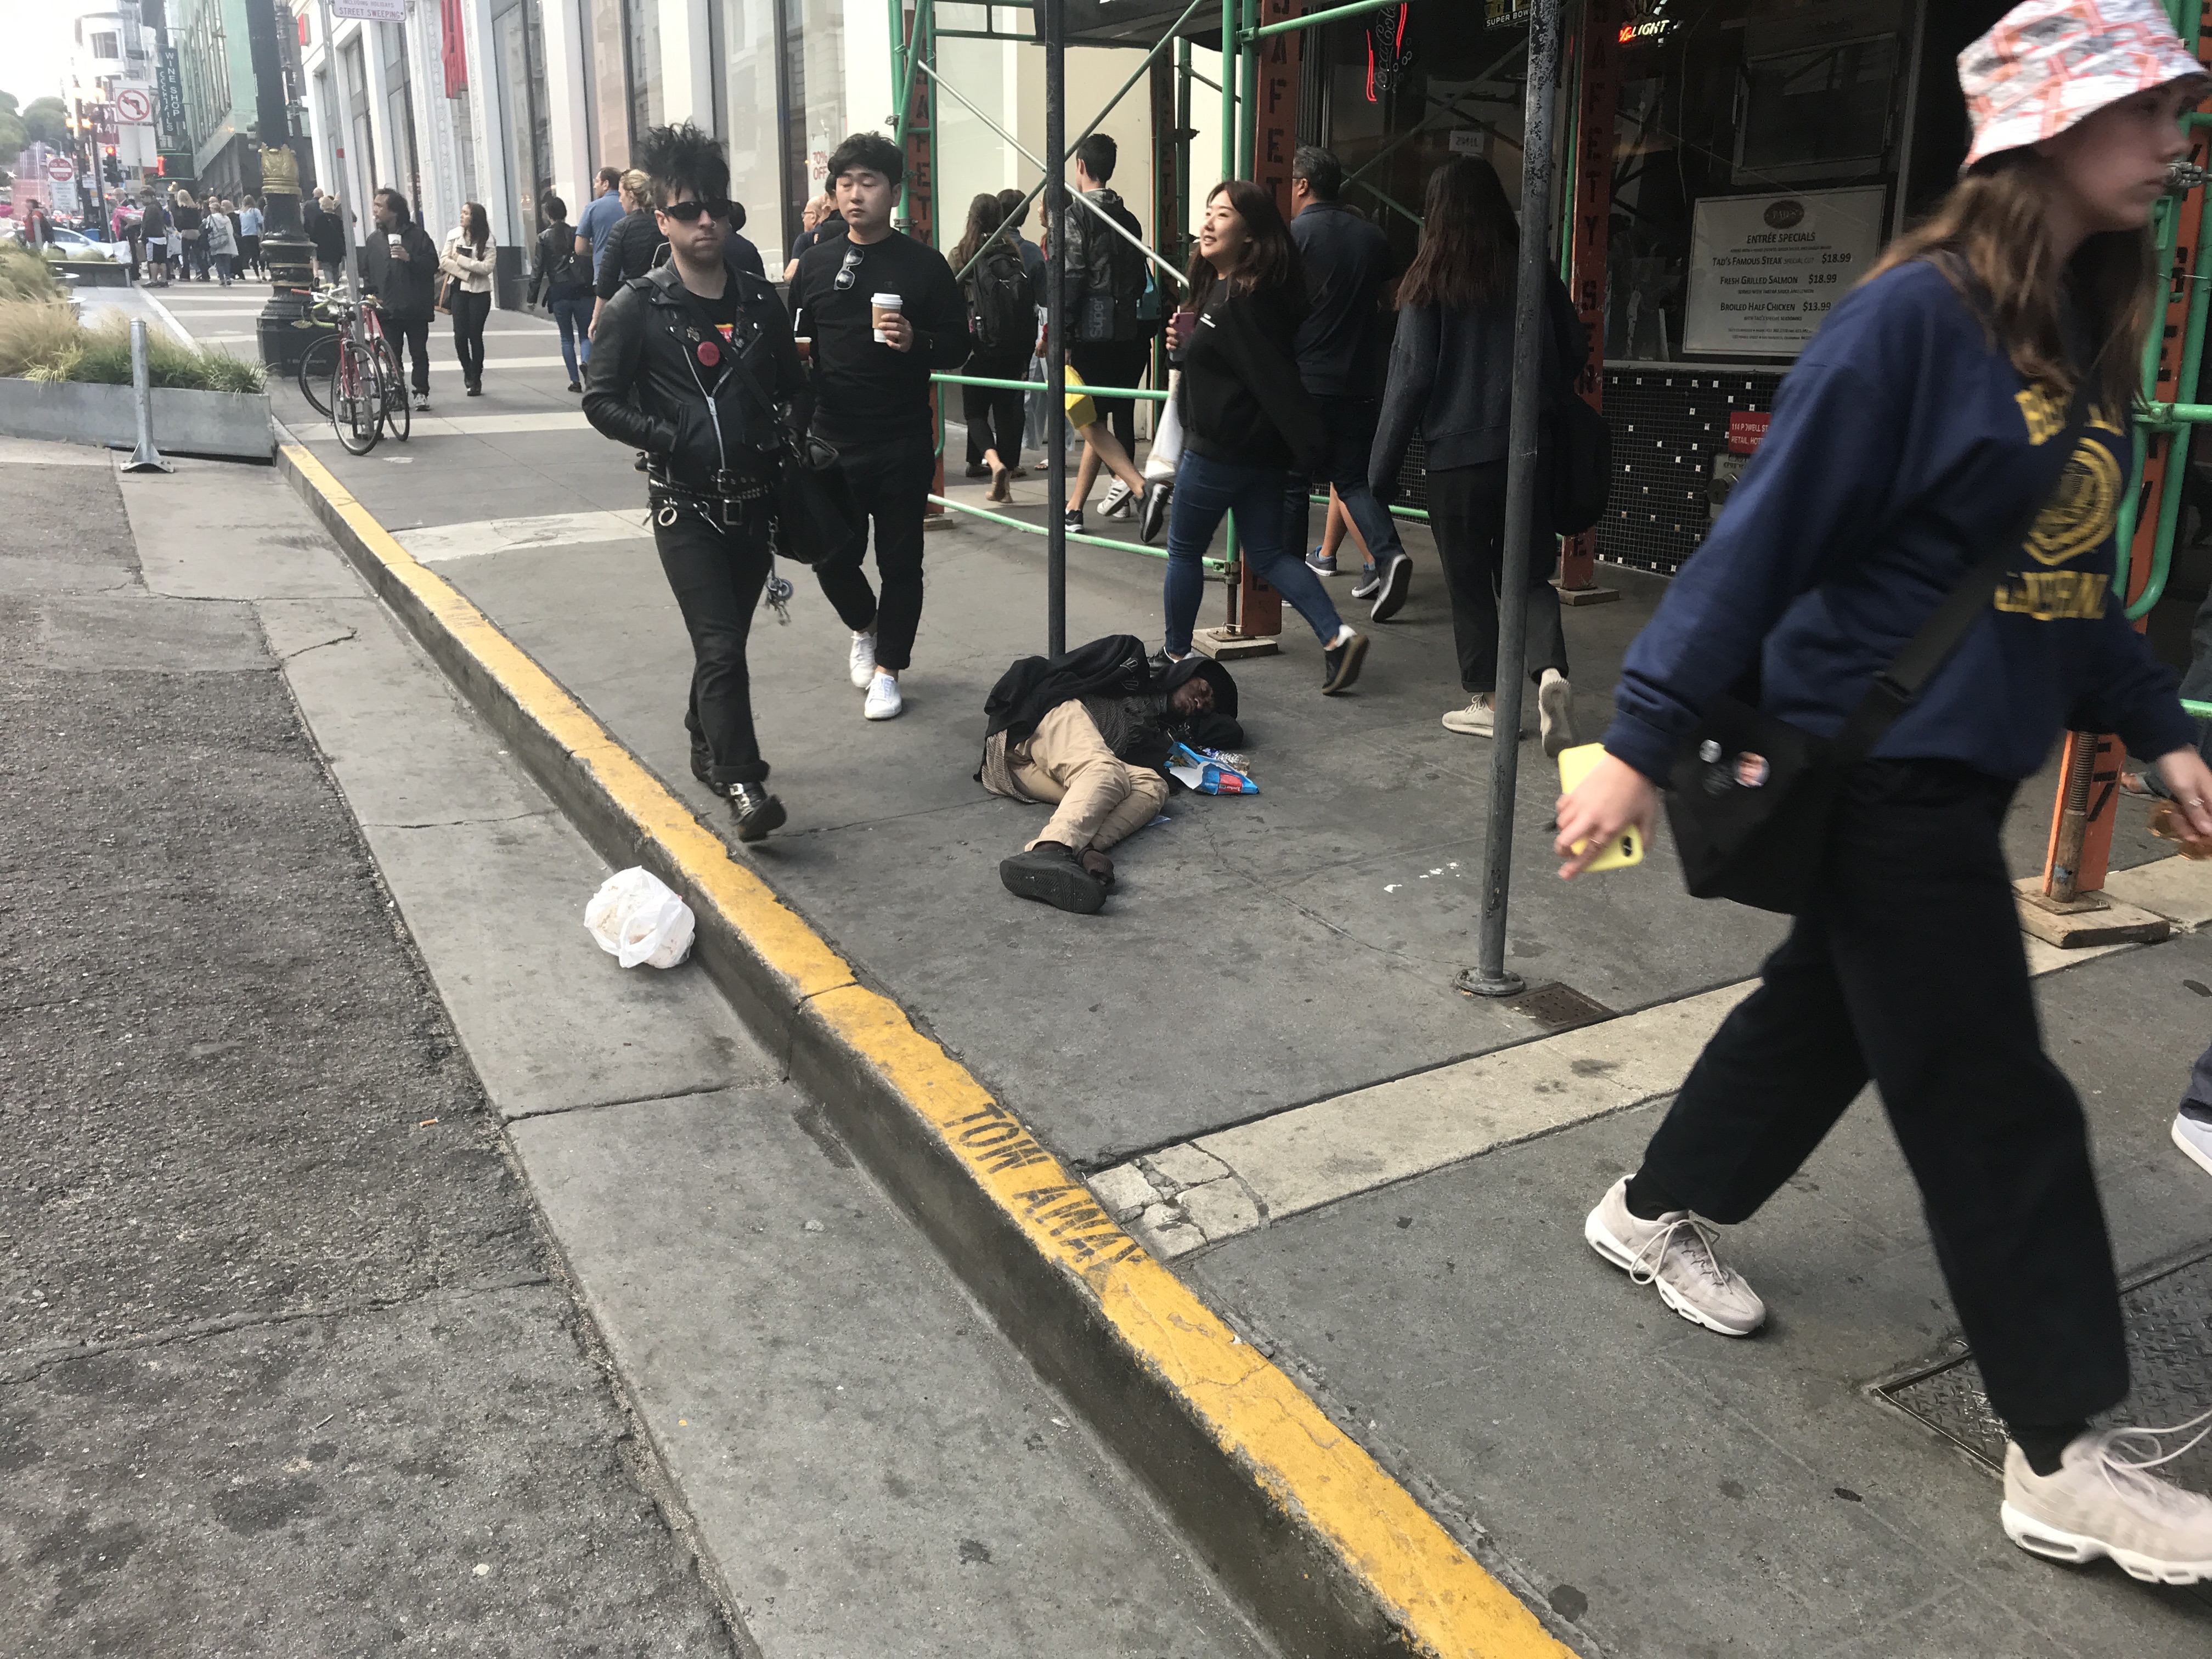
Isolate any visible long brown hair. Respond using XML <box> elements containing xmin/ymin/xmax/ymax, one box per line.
<box><xmin>461</xmin><ymin>201</ymin><xmax>492</xmax><ymax>254</ymax></box>
<box><xmin>1185</xmin><ymin>180</ymin><xmax>1303</xmax><ymax>314</ymax></box>
<box><xmin>951</xmin><ymin>191</ymin><xmax>1009</xmax><ymax>274</ymax></box>
<box><xmin>1398</xmin><ymin>157</ymin><xmax>1517</xmax><ymax>313</ymax></box>
<box><xmin>1866</xmin><ymin>150</ymin><xmax>2152</xmax><ymax>409</ymax></box>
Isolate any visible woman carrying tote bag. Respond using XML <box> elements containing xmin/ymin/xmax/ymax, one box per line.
<box><xmin>1555</xmin><ymin>0</ymin><xmax>2212</xmax><ymax>1579</ymax></box>
<box><xmin>1160</xmin><ymin>180</ymin><xmax>1364</xmax><ymax>695</ymax></box>
<box><xmin>440</xmin><ymin>202</ymin><xmax>498</xmax><ymax>397</ymax></box>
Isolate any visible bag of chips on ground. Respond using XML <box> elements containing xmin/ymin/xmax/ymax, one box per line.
<box><xmin>1168</xmin><ymin>741</ymin><xmax>1257</xmax><ymax>795</ymax></box>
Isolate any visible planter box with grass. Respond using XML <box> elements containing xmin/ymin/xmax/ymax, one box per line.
<box><xmin>54</xmin><ymin>261</ymin><xmax>131</xmax><ymax>289</ymax></box>
<box><xmin>0</xmin><ymin>376</ymin><xmax>272</xmax><ymax>460</ymax></box>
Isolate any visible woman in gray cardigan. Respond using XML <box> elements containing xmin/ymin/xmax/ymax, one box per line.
<box><xmin>1370</xmin><ymin>157</ymin><xmax>1583</xmax><ymax>751</ymax></box>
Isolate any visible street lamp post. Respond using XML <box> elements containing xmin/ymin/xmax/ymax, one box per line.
<box><xmin>247</xmin><ymin>0</ymin><xmax>319</xmax><ymax>371</ymax></box>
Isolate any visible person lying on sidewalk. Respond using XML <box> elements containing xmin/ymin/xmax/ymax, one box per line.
<box><xmin>979</xmin><ymin>634</ymin><xmax>1238</xmax><ymax>914</ymax></box>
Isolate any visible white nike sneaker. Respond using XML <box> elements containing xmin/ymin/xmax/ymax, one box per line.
<box><xmin>1584</xmin><ymin>1176</ymin><xmax>1767</xmax><ymax>1336</ymax></box>
<box><xmin>849</xmin><ymin>630</ymin><xmax>878</xmax><ymax>690</ymax></box>
<box><xmin>2173</xmin><ymin>1111</ymin><xmax>2212</xmax><ymax>1177</ymax></box>
<box><xmin>2002</xmin><ymin>1424</ymin><xmax>2212</xmax><ymax>1583</ymax></box>
<box><xmin>864</xmin><ymin>670</ymin><xmax>904</xmax><ymax>720</ymax></box>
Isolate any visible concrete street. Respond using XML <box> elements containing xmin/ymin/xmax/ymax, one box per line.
<box><xmin>24</xmin><ymin>277</ymin><xmax>2211</xmax><ymax>1656</ymax></box>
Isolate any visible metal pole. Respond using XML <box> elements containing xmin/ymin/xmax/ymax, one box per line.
<box><xmin>1461</xmin><ymin>0</ymin><xmax>1561</xmax><ymax>1000</ymax></box>
<box><xmin>124</xmin><ymin>318</ymin><xmax>173</xmax><ymax>473</ymax></box>
<box><xmin>1046</xmin><ymin>0</ymin><xmax>1068</xmax><ymax>657</ymax></box>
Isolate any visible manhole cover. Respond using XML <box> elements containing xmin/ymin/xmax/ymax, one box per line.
<box><xmin>1879</xmin><ymin>1251</ymin><xmax>2212</xmax><ymax>1485</ymax></box>
<box><xmin>1500</xmin><ymin>982</ymin><xmax>1613</xmax><ymax>1030</ymax></box>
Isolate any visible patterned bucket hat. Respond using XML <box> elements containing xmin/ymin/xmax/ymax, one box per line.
<box><xmin>1960</xmin><ymin>0</ymin><xmax>2208</xmax><ymax>167</ymax></box>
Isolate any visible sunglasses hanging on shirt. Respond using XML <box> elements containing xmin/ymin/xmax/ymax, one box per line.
<box><xmin>832</xmin><ymin>244</ymin><xmax>864</xmax><ymax>290</ymax></box>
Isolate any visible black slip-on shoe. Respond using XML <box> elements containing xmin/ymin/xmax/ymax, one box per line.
<box><xmin>1321</xmin><ymin>630</ymin><xmax>1369</xmax><ymax>696</ymax></box>
<box><xmin>1138</xmin><ymin>479</ymin><xmax>1172</xmax><ymax>544</ymax></box>
<box><xmin>1370</xmin><ymin>552</ymin><xmax>1413</xmax><ymax>622</ymax></box>
<box><xmin>1000</xmin><ymin>843</ymin><xmax>1108</xmax><ymax>914</ymax></box>
<box><xmin>728</xmin><ymin>783</ymin><xmax>787</xmax><ymax>843</ymax></box>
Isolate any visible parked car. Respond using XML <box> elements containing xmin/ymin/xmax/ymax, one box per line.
<box><xmin>2</xmin><ymin>223</ymin><xmax>126</xmax><ymax>261</ymax></box>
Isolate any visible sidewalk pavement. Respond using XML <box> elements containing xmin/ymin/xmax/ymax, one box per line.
<box><xmin>173</xmin><ymin>289</ymin><xmax>2212</xmax><ymax>1655</ymax></box>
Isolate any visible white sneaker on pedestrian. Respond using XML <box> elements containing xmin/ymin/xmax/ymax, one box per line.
<box><xmin>849</xmin><ymin>630</ymin><xmax>878</xmax><ymax>690</ymax></box>
<box><xmin>864</xmin><ymin>670</ymin><xmax>904</xmax><ymax>720</ymax></box>
<box><xmin>2174</xmin><ymin>1111</ymin><xmax>2212</xmax><ymax>1177</ymax></box>
<box><xmin>1538</xmin><ymin>668</ymin><xmax>1577</xmax><ymax>757</ymax></box>
<box><xmin>1584</xmin><ymin>1176</ymin><xmax>1767</xmax><ymax>1337</ymax></box>
<box><xmin>1100</xmin><ymin>479</ymin><xmax>1135</xmax><ymax>520</ymax></box>
<box><xmin>1441</xmin><ymin>696</ymin><xmax>1496</xmax><ymax>737</ymax></box>
<box><xmin>2002</xmin><ymin>1424</ymin><xmax>2212</xmax><ymax>1583</ymax></box>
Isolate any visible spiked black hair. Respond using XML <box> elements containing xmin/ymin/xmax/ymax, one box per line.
<box><xmin>636</xmin><ymin>121</ymin><xmax>731</xmax><ymax>212</ymax></box>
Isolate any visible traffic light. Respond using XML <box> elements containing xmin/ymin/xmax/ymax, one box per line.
<box><xmin>155</xmin><ymin>156</ymin><xmax>166</xmax><ymax>177</ymax></box>
<box><xmin>103</xmin><ymin>148</ymin><xmax>121</xmax><ymax>186</ymax></box>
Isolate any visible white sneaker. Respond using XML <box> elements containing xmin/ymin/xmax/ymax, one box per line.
<box><xmin>1441</xmin><ymin>695</ymin><xmax>1496</xmax><ymax>737</ymax></box>
<box><xmin>1099</xmin><ymin>479</ymin><xmax>1135</xmax><ymax>520</ymax></box>
<box><xmin>2002</xmin><ymin>1425</ymin><xmax>2212</xmax><ymax>1583</ymax></box>
<box><xmin>848</xmin><ymin>630</ymin><xmax>878</xmax><ymax>690</ymax></box>
<box><xmin>1584</xmin><ymin>1176</ymin><xmax>1767</xmax><ymax>1337</ymax></box>
<box><xmin>2174</xmin><ymin>1111</ymin><xmax>2212</xmax><ymax>1177</ymax></box>
<box><xmin>1538</xmin><ymin>668</ymin><xmax>1577</xmax><ymax>757</ymax></box>
<box><xmin>864</xmin><ymin>670</ymin><xmax>903</xmax><ymax>720</ymax></box>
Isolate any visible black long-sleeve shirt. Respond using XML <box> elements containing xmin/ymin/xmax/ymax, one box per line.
<box><xmin>1175</xmin><ymin>283</ymin><xmax>1324</xmax><ymax>471</ymax></box>
<box><xmin>788</xmin><ymin>229</ymin><xmax>966</xmax><ymax>444</ymax></box>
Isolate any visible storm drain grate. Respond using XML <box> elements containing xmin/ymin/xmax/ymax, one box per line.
<box><xmin>1501</xmin><ymin>982</ymin><xmax>1615</xmax><ymax>1031</ymax></box>
<box><xmin>1878</xmin><ymin>1250</ymin><xmax>2212</xmax><ymax>1485</ymax></box>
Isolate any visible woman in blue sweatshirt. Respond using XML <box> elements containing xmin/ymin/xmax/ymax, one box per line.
<box><xmin>1556</xmin><ymin>0</ymin><xmax>2212</xmax><ymax>1579</ymax></box>
<box><xmin>1162</xmin><ymin>180</ymin><xmax>1368</xmax><ymax>694</ymax></box>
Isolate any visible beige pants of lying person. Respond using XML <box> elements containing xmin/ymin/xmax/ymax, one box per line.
<box><xmin>1013</xmin><ymin>702</ymin><xmax>1170</xmax><ymax>853</ymax></box>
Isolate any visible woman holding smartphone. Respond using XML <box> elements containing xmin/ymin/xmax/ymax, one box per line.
<box><xmin>1161</xmin><ymin>180</ymin><xmax>1366</xmax><ymax>694</ymax></box>
<box><xmin>441</xmin><ymin>202</ymin><xmax>498</xmax><ymax>397</ymax></box>
<box><xmin>1556</xmin><ymin>0</ymin><xmax>2212</xmax><ymax>1577</ymax></box>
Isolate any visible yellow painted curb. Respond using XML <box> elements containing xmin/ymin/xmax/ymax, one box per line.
<box><xmin>279</xmin><ymin>441</ymin><xmax>1574</xmax><ymax>1659</ymax></box>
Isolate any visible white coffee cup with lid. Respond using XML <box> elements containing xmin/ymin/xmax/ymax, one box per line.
<box><xmin>871</xmin><ymin>292</ymin><xmax>904</xmax><ymax>344</ymax></box>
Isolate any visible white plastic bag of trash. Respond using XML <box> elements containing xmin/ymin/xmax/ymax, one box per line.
<box><xmin>584</xmin><ymin>867</ymin><xmax>696</xmax><ymax>969</ymax></box>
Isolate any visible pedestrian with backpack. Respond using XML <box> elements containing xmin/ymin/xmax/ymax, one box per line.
<box><xmin>1555</xmin><ymin>0</ymin><xmax>2212</xmax><ymax>1582</ymax></box>
<box><xmin>1058</xmin><ymin>135</ymin><xmax>1154</xmax><ymax>515</ymax></box>
<box><xmin>952</xmin><ymin>193</ymin><xmax>1032</xmax><ymax>501</ymax></box>
<box><xmin>531</xmin><ymin>195</ymin><xmax>595</xmax><ymax>392</ymax></box>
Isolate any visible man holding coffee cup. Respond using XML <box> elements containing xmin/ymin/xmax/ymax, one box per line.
<box><xmin>787</xmin><ymin>133</ymin><xmax>966</xmax><ymax>721</ymax></box>
<box><xmin>363</xmin><ymin>189</ymin><xmax>441</xmax><ymax>412</ymax></box>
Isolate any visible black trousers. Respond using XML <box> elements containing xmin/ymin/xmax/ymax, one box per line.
<box><xmin>1070</xmin><ymin>338</ymin><xmax>1148</xmax><ymax>456</ymax></box>
<box><xmin>1637</xmin><ymin>759</ymin><xmax>2128</xmax><ymax>1432</ymax></box>
<box><xmin>654</xmin><ymin>505</ymin><xmax>774</xmax><ymax>787</ymax></box>
<box><xmin>450</xmin><ymin>289</ymin><xmax>490</xmax><ymax>385</ymax></box>
<box><xmin>378</xmin><ymin>311</ymin><xmax>433</xmax><ymax>396</ymax></box>
<box><xmin>962</xmin><ymin>349</ymin><xmax>1028</xmax><ymax>467</ymax></box>
<box><xmin>1425</xmin><ymin>456</ymin><xmax>1567</xmax><ymax>693</ymax></box>
<box><xmin>814</xmin><ymin>430</ymin><xmax>935</xmax><ymax>673</ymax></box>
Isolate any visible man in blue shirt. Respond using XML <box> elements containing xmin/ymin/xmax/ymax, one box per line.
<box><xmin>573</xmin><ymin>167</ymin><xmax>625</xmax><ymax>271</ymax></box>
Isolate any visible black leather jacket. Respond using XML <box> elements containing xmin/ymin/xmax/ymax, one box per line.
<box><xmin>583</xmin><ymin>262</ymin><xmax>803</xmax><ymax>492</ymax></box>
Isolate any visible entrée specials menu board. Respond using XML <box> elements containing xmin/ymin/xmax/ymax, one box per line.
<box><xmin>1682</xmin><ymin>185</ymin><xmax>1888</xmax><ymax>357</ymax></box>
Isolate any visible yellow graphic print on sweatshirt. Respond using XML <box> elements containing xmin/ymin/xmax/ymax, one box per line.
<box><xmin>1995</xmin><ymin>397</ymin><xmax>2123</xmax><ymax>620</ymax></box>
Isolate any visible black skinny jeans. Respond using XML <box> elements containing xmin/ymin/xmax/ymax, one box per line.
<box><xmin>654</xmin><ymin>505</ymin><xmax>774</xmax><ymax>787</ymax></box>
<box><xmin>450</xmin><ymin>289</ymin><xmax>490</xmax><ymax>385</ymax></box>
<box><xmin>1425</xmin><ymin>455</ymin><xmax>1567</xmax><ymax>693</ymax></box>
<box><xmin>377</xmin><ymin>311</ymin><xmax>433</xmax><ymax>396</ymax></box>
<box><xmin>814</xmin><ymin>430</ymin><xmax>935</xmax><ymax>672</ymax></box>
<box><xmin>962</xmin><ymin>349</ymin><xmax>1028</xmax><ymax>468</ymax></box>
<box><xmin>1635</xmin><ymin>758</ymin><xmax>2128</xmax><ymax>1432</ymax></box>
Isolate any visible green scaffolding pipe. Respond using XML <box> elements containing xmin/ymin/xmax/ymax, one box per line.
<box><xmin>1237</xmin><ymin>0</ymin><xmax>1259</xmax><ymax>185</ymax></box>
<box><xmin>1249</xmin><ymin>0</ymin><xmax>1400</xmax><ymax>38</ymax></box>
<box><xmin>930</xmin><ymin>492</ymin><xmax>1229</xmax><ymax>568</ymax></box>
<box><xmin>936</xmin><ymin>372</ymin><xmax>1169</xmax><ymax>399</ymax></box>
<box><xmin>2185</xmin><ymin>698</ymin><xmax>2212</xmax><ymax>719</ymax></box>
<box><xmin>1221</xmin><ymin>0</ymin><xmax>1237</xmax><ymax>182</ymax></box>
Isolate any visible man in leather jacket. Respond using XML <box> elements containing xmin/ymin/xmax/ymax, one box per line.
<box><xmin>583</xmin><ymin>122</ymin><xmax>805</xmax><ymax>843</ymax></box>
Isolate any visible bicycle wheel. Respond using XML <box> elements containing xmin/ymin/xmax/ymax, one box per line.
<box><xmin>330</xmin><ymin>338</ymin><xmax>382</xmax><ymax>456</ymax></box>
<box><xmin>297</xmin><ymin>331</ymin><xmax>339</xmax><ymax>417</ymax></box>
<box><xmin>373</xmin><ymin>338</ymin><xmax>410</xmax><ymax>441</ymax></box>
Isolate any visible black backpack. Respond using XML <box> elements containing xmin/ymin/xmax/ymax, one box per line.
<box><xmin>969</xmin><ymin>242</ymin><xmax>1034</xmax><ymax>354</ymax></box>
<box><xmin>540</xmin><ymin>228</ymin><xmax>579</xmax><ymax>289</ymax></box>
<box><xmin>1550</xmin><ymin>396</ymin><xmax>1612</xmax><ymax>537</ymax></box>
<box><xmin>1100</xmin><ymin>208</ymin><xmax>1148</xmax><ymax>340</ymax></box>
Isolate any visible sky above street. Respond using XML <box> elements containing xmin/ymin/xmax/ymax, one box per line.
<box><xmin>4</xmin><ymin>1</ymin><xmax>86</xmax><ymax>109</ymax></box>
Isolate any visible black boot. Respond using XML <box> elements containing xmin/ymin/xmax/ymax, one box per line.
<box><xmin>1000</xmin><ymin>841</ymin><xmax>1108</xmax><ymax>914</ymax></box>
<box><xmin>727</xmin><ymin>782</ymin><xmax>787</xmax><ymax>843</ymax></box>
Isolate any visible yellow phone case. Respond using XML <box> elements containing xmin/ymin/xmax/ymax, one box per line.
<box><xmin>1556</xmin><ymin>743</ymin><xmax>1645</xmax><ymax>871</ymax></box>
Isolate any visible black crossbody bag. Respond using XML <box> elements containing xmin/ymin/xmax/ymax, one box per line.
<box><xmin>1666</xmin><ymin>381</ymin><xmax>2092</xmax><ymax>915</ymax></box>
<box><xmin>730</xmin><ymin>346</ymin><xmax>860</xmax><ymax>567</ymax></box>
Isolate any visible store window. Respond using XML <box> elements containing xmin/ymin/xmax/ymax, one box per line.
<box><xmin>720</xmin><ymin>0</ymin><xmax>786</xmax><ymax>268</ymax></box>
<box><xmin>493</xmin><ymin>0</ymin><xmax>551</xmax><ymax>270</ymax></box>
<box><xmin>380</xmin><ymin>21</ymin><xmax>421</xmax><ymax>212</ymax></box>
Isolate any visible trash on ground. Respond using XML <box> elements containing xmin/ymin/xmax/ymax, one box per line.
<box><xmin>584</xmin><ymin>867</ymin><xmax>696</xmax><ymax>968</ymax></box>
<box><xmin>1168</xmin><ymin>742</ymin><xmax>1257</xmax><ymax>795</ymax></box>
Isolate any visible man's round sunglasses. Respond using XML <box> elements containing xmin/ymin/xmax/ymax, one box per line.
<box><xmin>658</xmin><ymin>199</ymin><xmax>736</xmax><ymax>223</ymax></box>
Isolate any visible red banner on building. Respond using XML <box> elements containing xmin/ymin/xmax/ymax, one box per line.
<box><xmin>441</xmin><ymin>0</ymin><xmax>469</xmax><ymax>97</ymax></box>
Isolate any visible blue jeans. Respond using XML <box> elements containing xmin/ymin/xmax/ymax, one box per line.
<box><xmin>1282</xmin><ymin>394</ymin><xmax>1406</xmax><ymax>569</ymax></box>
<box><xmin>551</xmin><ymin>294</ymin><xmax>593</xmax><ymax>383</ymax></box>
<box><xmin>1164</xmin><ymin>450</ymin><xmax>1345</xmax><ymax>655</ymax></box>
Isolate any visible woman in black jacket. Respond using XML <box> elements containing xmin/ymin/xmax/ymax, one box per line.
<box><xmin>1371</xmin><ymin>157</ymin><xmax>1583</xmax><ymax>749</ymax></box>
<box><xmin>951</xmin><ymin>192</ymin><xmax>1032</xmax><ymax>501</ymax></box>
<box><xmin>1162</xmin><ymin>180</ymin><xmax>1364</xmax><ymax>694</ymax></box>
<box><xmin>528</xmin><ymin>194</ymin><xmax>595</xmax><ymax>392</ymax></box>
<box><xmin>591</xmin><ymin>171</ymin><xmax>661</xmax><ymax>334</ymax></box>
